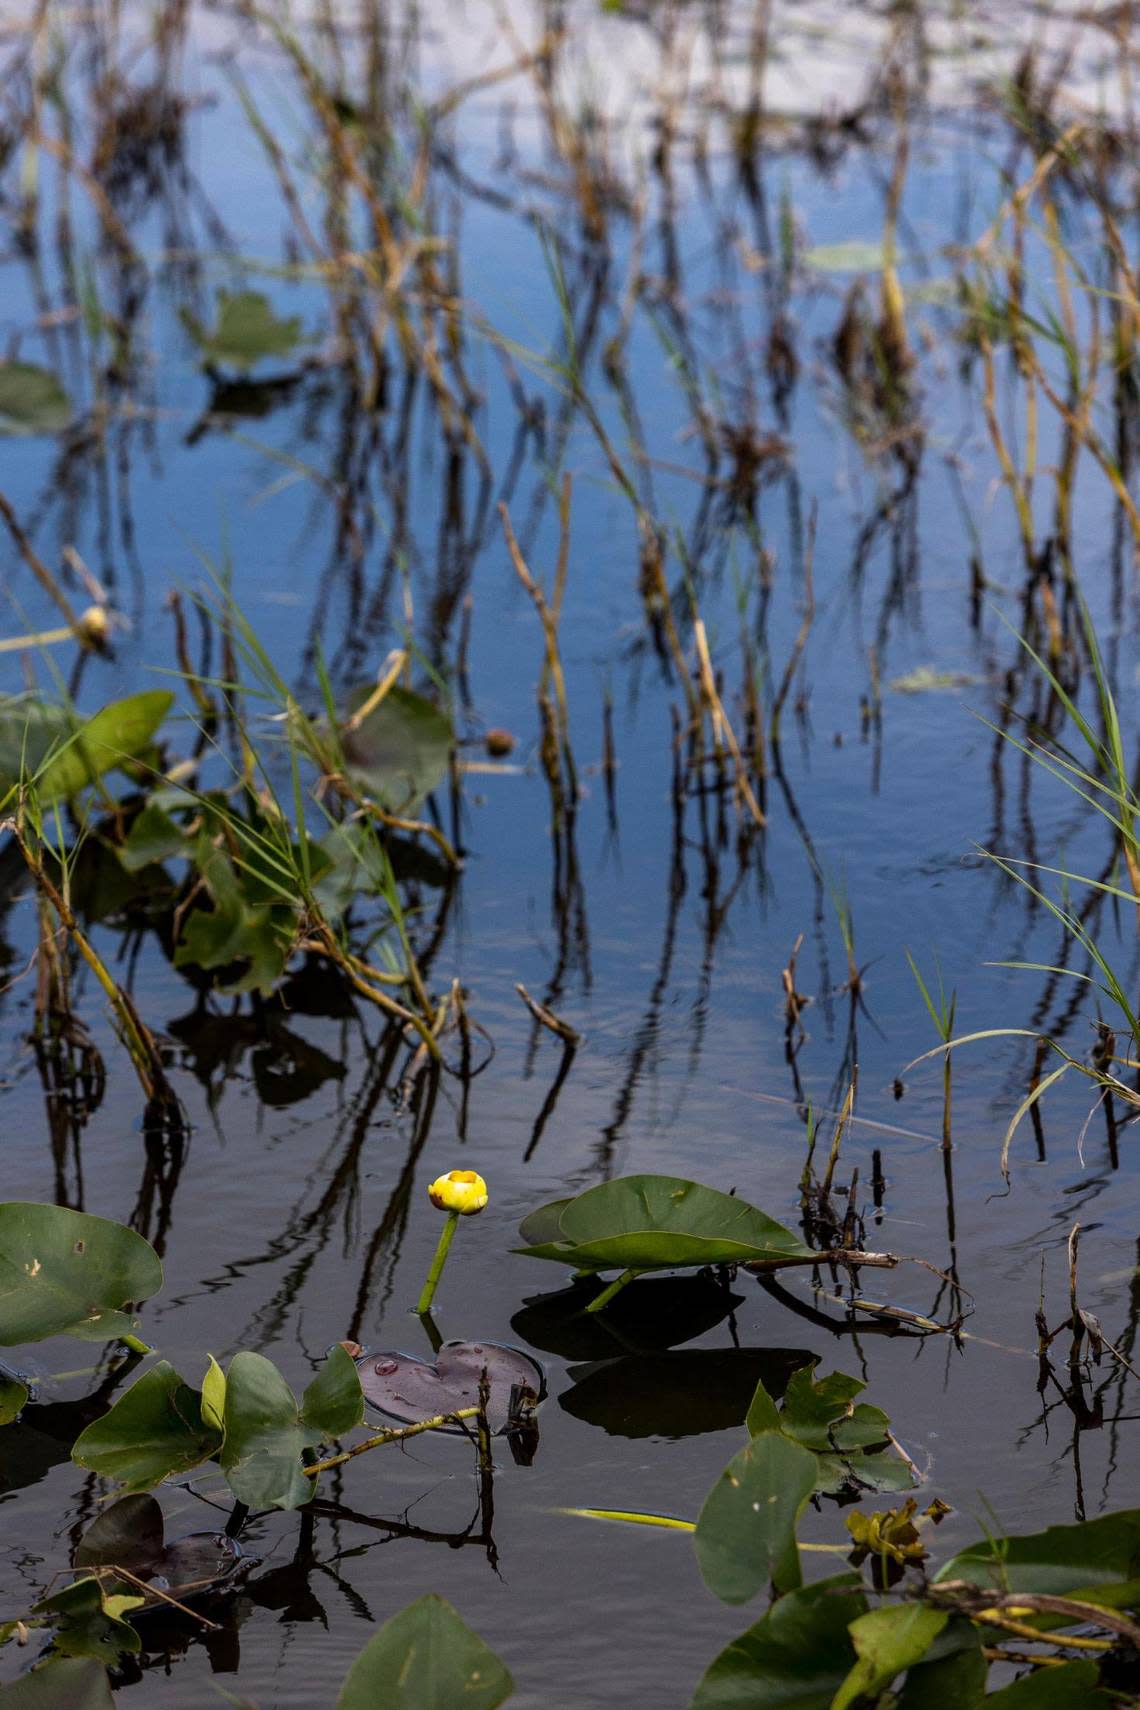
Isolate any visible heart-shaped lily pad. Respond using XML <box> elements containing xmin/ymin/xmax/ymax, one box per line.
<box><xmin>75</xmin><ymin>1493</ymin><xmax>244</xmax><ymax>1602</ymax></box>
<box><xmin>355</xmin><ymin>1342</ymin><xmax>545</xmax><ymax>1436</ymax></box>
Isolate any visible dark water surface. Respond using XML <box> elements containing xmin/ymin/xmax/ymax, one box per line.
<box><xmin>2</xmin><ymin>4</ymin><xmax>1139</xmax><ymax>1704</ymax></box>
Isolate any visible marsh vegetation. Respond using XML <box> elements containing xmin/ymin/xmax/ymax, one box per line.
<box><xmin>2</xmin><ymin>0</ymin><xmax>1140</xmax><ymax>1703</ymax></box>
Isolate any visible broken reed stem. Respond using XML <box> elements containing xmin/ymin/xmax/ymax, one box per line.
<box><xmin>342</xmin><ymin>649</ymin><xmax>407</xmax><ymax>734</ymax></box>
<box><xmin>820</xmin><ymin>1071</ymin><xmax>856</xmax><ymax>1200</ymax></box>
<box><xmin>744</xmin><ymin>1248</ymin><xmax>900</xmax><ymax>1274</ymax></box>
<box><xmin>692</xmin><ymin>617</ymin><xmax>766</xmax><ymax>828</ymax></box>
<box><xmin>516</xmin><ymin>982</ymin><xmax>581</xmax><ymax>1045</ymax></box>
<box><xmin>314</xmin><ymin>927</ymin><xmax>440</xmax><ymax>1058</ymax></box>
<box><xmin>302</xmin><ymin>1405</ymin><xmax>481</xmax><ymax>1477</ymax></box>
<box><xmin>499</xmin><ymin>496</ymin><xmax>578</xmax><ymax>807</ymax></box>
<box><xmin>13</xmin><ymin>828</ymin><xmax>175</xmax><ymax>1110</ymax></box>
<box><xmin>0</xmin><ymin>489</ymin><xmax>82</xmax><ymax>632</ymax></box>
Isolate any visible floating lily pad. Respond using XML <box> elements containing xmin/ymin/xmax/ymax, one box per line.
<box><xmin>0</xmin><ymin>1658</ymin><xmax>115</xmax><ymax>1707</ymax></box>
<box><xmin>0</xmin><ymin>362</ymin><xmax>72</xmax><ymax>434</ymax></box>
<box><xmin>75</xmin><ymin>1494</ymin><xmax>244</xmax><ymax>1603</ymax></box>
<box><xmin>515</xmin><ymin>1175</ymin><xmax>812</xmax><ymax>1277</ymax></box>
<box><xmin>356</xmin><ymin>1342</ymin><xmax>545</xmax><ymax>1436</ymax></box>
<box><xmin>336</xmin><ymin>1593</ymin><xmax>513</xmax><ymax>1710</ymax></box>
<box><xmin>183</xmin><ymin>290</ymin><xmax>304</xmax><ymax>373</ymax></box>
<box><xmin>340</xmin><ymin>684</ymin><xmax>453</xmax><ymax>814</ymax></box>
<box><xmin>0</xmin><ymin>1203</ymin><xmax>162</xmax><ymax>1346</ymax></box>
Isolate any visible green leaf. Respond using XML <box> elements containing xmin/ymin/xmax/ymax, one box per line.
<box><xmin>184</xmin><ymin>289</ymin><xmax>304</xmax><ymax>372</ymax></box>
<box><xmin>335</xmin><ymin>1593</ymin><xmax>512</xmax><ymax>1709</ymax></box>
<box><xmin>0</xmin><ymin>1202</ymin><xmax>162</xmax><ymax>1346</ymax></box>
<box><xmin>984</xmin><ymin>1661</ymin><xmax>1108</xmax><ymax>1706</ymax></box>
<box><xmin>896</xmin><ymin>1635</ymin><xmax>986</xmax><ymax>1710</ymax></box>
<box><xmin>935</xmin><ymin>1509</ymin><xmax>1140</xmax><ymax>1596</ymax></box>
<box><xmin>695</xmin><ymin>1432</ymin><xmax>818</xmax><ymax>1603</ymax></box>
<box><xmin>0</xmin><ymin>693</ymin><xmax>171</xmax><ymax>808</ymax></box>
<box><xmin>340</xmin><ymin>684</ymin><xmax>453</xmax><ymax>814</ymax></box>
<box><xmin>0</xmin><ymin>1377</ymin><xmax>28</xmax><ymax>1424</ymax></box>
<box><xmin>71</xmin><ymin>1362</ymin><xmax>222</xmax><ymax>1490</ymax></box>
<box><xmin>201</xmin><ymin>1354</ymin><xmax>226</xmax><ymax>1433</ymax></box>
<box><xmin>0</xmin><ymin>1659</ymin><xmax>115</xmax><ymax>1707</ymax></box>
<box><xmin>689</xmin><ymin>1574</ymin><xmax>867</xmax><ymax>1710</ymax></box>
<box><xmin>744</xmin><ymin>1377</ymin><xmax>782</xmax><ymax>1437</ymax></box>
<box><xmin>118</xmin><ymin>803</ymin><xmax>188</xmax><ymax>872</ymax></box>
<box><xmin>33</xmin><ymin>692</ymin><xmax>173</xmax><ymax>804</ymax></box>
<box><xmin>517</xmin><ymin>1176</ymin><xmax>812</xmax><ymax>1274</ymax></box>
<box><xmin>832</xmin><ymin>1603</ymin><xmax>948</xmax><ymax>1709</ymax></box>
<box><xmin>31</xmin><ymin>1578</ymin><xmax>142</xmax><ymax>1667</ymax></box>
<box><xmin>220</xmin><ymin>1346</ymin><xmax>362</xmax><ymax>1510</ymax></box>
<box><xmin>0</xmin><ymin>362</ymin><xmax>72</xmax><ymax>434</ymax></box>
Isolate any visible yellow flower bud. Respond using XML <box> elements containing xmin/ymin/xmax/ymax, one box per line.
<box><xmin>428</xmin><ymin>1169</ymin><xmax>488</xmax><ymax>1216</ymax></box>
<box><xmin>77</xmin><ymin>606</ymin><xmax>110</xmax><ymax>649</ymax></box>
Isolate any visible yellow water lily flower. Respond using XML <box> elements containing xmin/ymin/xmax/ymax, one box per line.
<box><xmin>428</xmin><ymin>1170</ymin><xmax>488</xmax><ymax>1216</ymax></box>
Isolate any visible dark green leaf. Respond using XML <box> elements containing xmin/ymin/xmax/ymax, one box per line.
<box><xmin>985</xmin><ymin>1661</ymin><xmax>1109</xmax><ymax>1705</ymax></box>
<box><xmin>0</xmin><ymin>693</ymin><xmax>171</xmax><ymax>807</ymax></box>
<box><xmin>335</xmin><ymin>1593</ymin><xmax>512</xmax><ymax>1709</ymax></box>
<box><xmin>31</xmin><ymin>1578</ymin><xmax>142</xmax><ymax>1666</ymax></box>
<box><xmin>896</xmin><ymin>1633</ymin><xmax>986</xmax><ymax>1710</ymax></box>
<box><xmin>0</xmin><ymin>363</ymin><xmax>72</xmax><ymax>433</ymax></box>
<box><xmin>71</xmin><ymin>1362</ymin><xmax>222</xmax><ymax>1490</ymax></box>
<box><xmin>0</xmin><ymin>1203</ymin><xmax>162</xmax><ymax>1345</ymax></box>
<box><xmin>935</xmin><ymin>1509</ymin><xmax>1140</xmax><ymax>1596</ymax></box>
<box><xmin>694</xmin><ymin>1432</ymin><xmax>818</xmax><ymax>1603</ymax></box>
<box><xmin>832</xmin><ymin>1603</ymin><xmax>948</xmax><ymax>1710</ymax></box>
<box><xmin>0</xmin><ymin>1659</ymin><xmax>115</xmax><ymax>1708</ymax></box>
<box><xmin>220</xmin><ymin>1346</ymin><xmax>362</xmax><ymax>1510</ymax></box>
<box><xmin>0</xmin><ymin>1378</ymin><xmax>28</xmax><ymax>1425</ymax></box>
<box><xmin>33</xmin><ymin>693</ymin><xmax>173</xmax><ymax>804</ymax></box>
<box><xmin>185</xmin><ymin>290</ymin><xmax>304</xmax><ymax>372</ymax></box>
<box><xmin>689</xmin><ymin>1574</ymin><xmax>866</xmax><ymax>1709</ymax></box>
<box><xmin>119</xmin><ymin>804</ymin><xmax>188</xmax><ymax>873</ymax></box>
<box><xmin>340</xmin><ymin>684</ymin><xmax>453</xmax><ymax>813</ymax></box>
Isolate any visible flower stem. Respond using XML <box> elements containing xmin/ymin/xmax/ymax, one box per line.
<box><xmin>119</xmin><ymin>1333</ymin><xmax>152</xmax><ymax>1355</ymax></box>
<box><xmin>586</xmin><ymin>1268</ymin><xmax>641</xmax><ymax>1313</ymax></box>
<box><xmin>415</xmin><ymin>1211</ymin><xmax>460</xmax><ymax>1315</ymax></box>
<box><xmin>303</xmin><ymin>1406</ymin><xmax>481</xmax><ymax>1477</ymax></box>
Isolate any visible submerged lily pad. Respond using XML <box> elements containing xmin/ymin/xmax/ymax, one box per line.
<box><xmin>75</xmin><ymin>1493</ymin><xmax>244</xmax><ymax>1602</ymax></box>
<box><xmin>356</xmin><ymin>1342</ymin><xmax>545</xmax><ymax>1435</ymax></box>
<box><xmin>0</xmin><ymin>1658</ymin><xmax>114</xmax><ymax>1707</ymax></box>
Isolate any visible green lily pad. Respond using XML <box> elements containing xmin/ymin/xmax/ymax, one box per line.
<box><xmin>694</xmin><ymin>1431</ymin><xmax>818</xmax><ymax>1603</ymax></box>
<box><xmin>0</xmin><ymin>691</ymin><xmax>172</xmax><ymax>807</ymax></box>
<box><xmin>0</xmin><ymin>1203</ymin><xmax>162</xmax><ymax>1346</ymax></box>
<box><xmin>832</xmin><ymin>1603</ymin><xmax>949</xmax><ymax>1710</ymax></box>
<box><xmin>219</xmin><ymin>1347</ymin><xmax>363</xmax><ymax>1511</ymax></box>
<box><xmin>340</xmin><ymin>684</ymin><xmax>453</xmax><ymax>814</ymax></box>
<box><xmin>71</xmin><ymin>1362</ymin><xmax>222</xmax><ymax>1491</ymax></box>
<box><xmin>184</xmin><ymin>289</ymin><xmax>304</xmax><ymax>373</ymax></box>
<box><xmin>0</xmin><ymin>363</ymin><xmax>72</xmax><ymax>434</ymax></box>
<box><xmin>31</xmin><ymin>1578</ymin><xmax>143</xmax><ymax>1667</ymax></box>
<box><xmin>515</xmin><ymin>1175</ymin><xmax>812</xmax><ymax>1275</ymax></box>
<box><xmin>0</xmin><ymin>1659</ymin><xmax>115</xmax><ymax>1707</ymax></box>
<box><xmin>935</xmin><ymin>1509</ymin><xmax>1140</xmax><ymax>1597</ymax></box>
<box><xmin>690</xmin><ymin>1573</ymin><xmax>867</xmax><ymax>1710</ymax></box>
<box><xmin>335</xmin><ymin>1594</ymin><xmax>512</xmax><ymax>1709</ymax></box>
<box><xmin>0</xmin><ymin>1377</ymin><xmax>28</xmax><ymax>1425</ymax></box>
